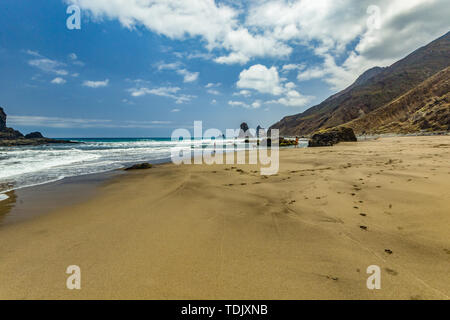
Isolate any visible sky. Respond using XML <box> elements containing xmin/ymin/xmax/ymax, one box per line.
<box><xmin>0</xmin><ymin>0</ymin><xmax>448</xmax><ymax>137</ymax></box>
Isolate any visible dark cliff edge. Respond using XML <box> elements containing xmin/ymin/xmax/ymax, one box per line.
<box><xmin>0</xmin><ymin>107</ymin><xmax>77</xmax><ymax>147</ymax></box>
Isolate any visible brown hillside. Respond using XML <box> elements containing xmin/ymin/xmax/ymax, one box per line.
<box><xmin>345</xmin><ymin>67</ymin><xmax>449</xmax><ymax>135</ymax></box>
<box><xmin>270</xmin><ymin>31</ymin><xmax>450</xmax><ymax>136</ymax></box>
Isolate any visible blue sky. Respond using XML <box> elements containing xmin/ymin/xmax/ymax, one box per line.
<box><xmin>0</xmin><ymin>0</ymin><xmax>448</xmax><ymax>137</ymax></box>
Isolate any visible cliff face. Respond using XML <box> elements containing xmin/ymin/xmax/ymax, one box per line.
<box><xmin>0</xmin><ymin>106</ymin><xmax>24</xmax><ymax>140</ymax></box>
<box><xmin>270</xmin><ymin>31</ymin><xmax>450</xmax><ymax>136</ymax></box>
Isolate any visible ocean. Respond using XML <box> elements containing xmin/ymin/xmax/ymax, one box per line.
<box><xmin>0</xmin><ymin>137</ymin><xmax>308</xmax><ymax>198</ymax></box>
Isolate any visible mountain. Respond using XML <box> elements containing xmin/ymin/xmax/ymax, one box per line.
<box><xmin>270</xmin><ymin>31</ymin><xmax>450</xmax><ymax>136</ymax></box>
<box><xmin>344</xmin><ymin>67</ymin><xmax>449</xmax><ymax>134</ymax></box>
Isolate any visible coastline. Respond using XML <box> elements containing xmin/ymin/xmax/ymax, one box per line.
<box><xmin>0</xmin><ymin>136</ymin><xmax>449</xmax><ymax>299</ymax></box>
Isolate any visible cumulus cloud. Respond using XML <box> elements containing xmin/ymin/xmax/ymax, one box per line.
<box><xmin>177</xmin><ymin>69</ymin><xmax>199</xmax><ymax>83</ymax></box>
<box><xmin>246</xmin><ymin>0</ymin><xmax>450</xmax><ymax>89</ymax></box>
<box><xmin>66</xmin><ymin>0</ymin><xmax>291</xmax><ymax>65</ymax></box>
<box><xmin>236</xmin><ymin>64</ymin><xmax>312</xmax><ymax>107</ymax></box>
<box><xmin>228</xmin><ymin>100</ymin><xmax>261</xmax><ymax>109</ymax></box>
<box><xmin>237</xmin><ymin>64</ymin><xmax>284</xmax><ymax>95</ymax></box>
<box><xmin>51</xmin><ymin>77</ymin><xmax>66</xmax><ymax>85</ymax></box>
<box><xmin>66</xmin><ymin>0</ymin><xmax>449</xmax><ymax>89</ymax></box>
<box><xmin>82</xmin><ymin>79</ymin><xmax>109</xmax><ymax>88</ymax></box>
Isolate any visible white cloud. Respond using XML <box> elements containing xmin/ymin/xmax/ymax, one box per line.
<box><xmin>66</xmin><ymin>0</ymin><xmax>450</xmax><ymax>90</ymax></box>
<box><xmin>207</xmin><ymin>89</ymin><xmax>220</xmax><ymax>95</ymax></box>
<box><xmin>233</xmin><ymin>90</ymin><xmax>252</xmax><ymax>97</ymax></box>
<box><xmin>171</xmin><ymin>108</ymin><xmax>181</xmax><ymax>112</ymax></box>
<box><xmin>127</xmin><ymin>86</ymin><xmax>195</xmax><ymax>104</ymax></box>
<box><xmin>156</xmin><ymin>61</ymin><xmax>182</xmax><ymax>71</ymax></box>
<box><xmin>8</xmin><ymin>115</ymin><xmax>173</xmax><ymax>128</ymax></box>
<box><xmin>267</xmin><ymin>90</ymin><xmax>312</xmax><ymax>108</ymax></box>
<box><xmin>236</xmin><ymin>64</ymin><xmax>313</xmax><ymax>107</ymax></box>
<box><xmin>27</xmin><ymin>56</ymin><xmax>68</xmax><ymax>76</ymax></box>
<box><xmin>297</xmin><ymin>67</ymin><xmax>328</xmax><ymax>81</ymax></box>
<box><xmin>156</xmin><ymin>61</ymin><xmax>199</xmax><ymax>82</ymax></box>
<box><xmin>177</xmin><ymin>69</ymin><xmax>199</xmax><ymax>83</ymax></box>
<box><xmin>51</xmin><ymin>77</ymin><xmax>66</xmax><ymax>85</ymax></box>
<box><xmin>82</xmin><ymin>79</ymin><xmax>109</xmax><ymax>88</ymax></box>
<box><xmin>8</xmin><ymin>115</ymin><xmax>112</xmax><ymax>128</ymax></box>
<box><xmin>67</xmin><ymin>0</ymin><xmax>291</xmax><ymax>65</ymax></box>
<box><xmin>228</xmin><ymin>100</ymin><xmax>261</xmax><ymax>109</ymax></box>
<box><xmin>246</xmin><ymin>0</ymin><xmax>450</xmax><ymax>89</ymax></box>
<box><xmin>211</xmin><ymin>99</ymin><xmax>217</xmax><ymax>104</ymax></box>
<box><xmin>205</xmin><ymin>82</ymin><xmax>221</xmax><ymax>88</ymax></box>
<box><xmin>237</xmin><ymin>64</ymin><xmax>284</xmax><ymax>95</ymax></box>
<box><xmin>282</xmin><ymin>64</ymin><xmax>305</xmax><ymax>73</ymax></box>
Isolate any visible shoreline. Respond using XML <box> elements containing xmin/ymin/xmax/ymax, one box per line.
<box><xmin>0</xmin><ymin>136</ymin><xmax>449</xmax><ymax>299</ymax></box>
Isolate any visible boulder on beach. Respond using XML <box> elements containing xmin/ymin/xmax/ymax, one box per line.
<box><xmin>125</xmin><ymin>163</ymin><xmax>153</xmax><ymax>171</ymax></box>
<box><xmin>308</xmin><ymin>127</ymin><xmax>357</xmax><ymax>147</ymax></box>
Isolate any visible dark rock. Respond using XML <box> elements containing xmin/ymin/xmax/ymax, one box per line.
<box><xmin>0</xmin><ymin>107</ymin><xmax>78</xmax><ymax>146</ymax></box>
<box><xmin>240</xmin><ymin>122</ymin><xmax>249</xmax><ymax>133</ymax></box>
<box><xmin>25</xmin><ymin>132</ymin><xmax>44</xmax><ymax>139</ymax></box>
<box><xmin>308</xmin><ymin>127</ymin><xmax>357</xmax><ymax>147</ymax></box>
<box><xmin>279</xmin><ymin>137</ymin><xmax>298</xmax><ymax>147</ymax></box>
<box><xmin>125</xmin><ymin>163</ymin><xmax>153</xmax><ymax>171</ymax></box>
<box><xmin>256</xmin><ymin>125</ymin><xmax>264</xmax><ymax>137</ymax></box>
<box><xmin>0</xmin><ymin>107</ymin><xmax>6</xmax><ymax>131</ymax></box>
<box><xmin>239</xmin><ymin>122</ymin><xmax>253</xmax><ymax>138</ymax></box>
<box><xmin>0</xmin><ymin>127</ymin><xmax>24</xmax><ymax>140</ymax></box>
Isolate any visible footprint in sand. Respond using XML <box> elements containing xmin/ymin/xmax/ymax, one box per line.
<box><xmin>360</xmin><ymin>226</ymin><xmax>368</xmax><ymax>231</ymax></box>
<box><xmin>385</xmin><ymin>249</ymin><xmax>393</xmax><ymax>255</ymax></box>
<box><xmin>444</xmin><ymin>249</ymin><xmax>450</xmax><ymax>255</ymax></box>
<box><xmin>360</xmin><ymin>213</ymin><xmax>367</xmax><ymax>217</ymax></box>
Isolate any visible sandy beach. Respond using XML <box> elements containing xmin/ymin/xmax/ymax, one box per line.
<box><xmin>0</xmin><ymin>136</ymin><xmax>449</xmax><ymax>300</ymax></box>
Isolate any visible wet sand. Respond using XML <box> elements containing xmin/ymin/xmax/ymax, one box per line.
<box><xmin>0</xmin><ymin>136</ymin><xmax>449</xmax><ymax>299</ymax></box>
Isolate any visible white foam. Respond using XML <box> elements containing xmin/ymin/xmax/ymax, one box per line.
<box><xmin>0</xmin><ymin>194</ymin><xmax>9</xmax><ymax>202</ymax></box>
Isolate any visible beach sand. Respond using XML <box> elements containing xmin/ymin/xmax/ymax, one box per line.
<box><xmin>0</xmin><ymin>136</ymin><xmax>449</xmax><ymax>300</ymax></box>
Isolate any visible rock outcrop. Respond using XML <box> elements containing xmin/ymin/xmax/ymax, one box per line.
<box><xmin>0</xmin><ymin>107</ymin><xmax>6</xmax><ymax>131</ymax></box>
<box><xmin>25</xmin><ymin>132</ymin><xmax>44</xmax><ymax>139</ymax></box>
<box><xmin>0</xmin><ymin>106</ymin><xmax>77</xmax><ymax>146</ymax></box>
<box><xmin>308</xmin><ymin>127</ymin><xmax>357</xmax><ymax>147</ymax></box>
<box><xmin>124</xmin><ymin>163</ymin><xmax>153</xmax><ymax>171</ymax></box>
